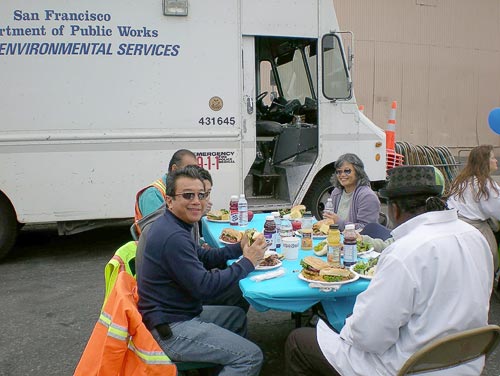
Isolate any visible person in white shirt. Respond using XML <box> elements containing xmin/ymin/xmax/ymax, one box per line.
<box><xmin>447</xmin><ymin>144</ymin><xmax>500</xmax><ymax>272</ymax></box>
<box><xmin>285</xmin><ymin>165</ymin><xmax>494</xmax><ymax>376</ymax></box>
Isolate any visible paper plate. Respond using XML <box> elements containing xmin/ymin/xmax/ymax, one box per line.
<box><xmin>255</xmin><ymin>261</ymin><xmax>282</xmax><ymax>271</ymax></box>
<box><xmin>207</xmin><ymin>218</ymin><xmax>230</xmax><ymax>223</ymax></box>
<box><xmin>298</xmin><ymin>271</ymin><xmax>359</xmax><ymax>286</ymax></box>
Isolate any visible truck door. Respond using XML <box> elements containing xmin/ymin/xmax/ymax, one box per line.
<box><xmin>241</xmin><ymin>36</ymin><xmax>257</xmax><ymax>187</ymax></box>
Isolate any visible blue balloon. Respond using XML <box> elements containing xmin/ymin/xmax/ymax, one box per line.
<box><xmin>488</xmin><ymin>108</ymin><xmax>500</xmax><ymax>135</ymax></box>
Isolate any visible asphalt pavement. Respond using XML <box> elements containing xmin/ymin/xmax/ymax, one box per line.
<box><xmin>0</xmin><ymin>222</ymin><xmax>499</xmax><ymax>375</ymax></box>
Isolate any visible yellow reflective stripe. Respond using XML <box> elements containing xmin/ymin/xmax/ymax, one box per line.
<box><xmin>108</xmin><ymin>323</ymin><xmax>128</xmax><ymax>341</ymax></box>
<box><xmin>98</xmin><ymin>312</ymin><xmax>129</xmax><ymax>341</ymax></box>
<box><xmin>99</xmin><ymin>311</ymin><xmax>112</xmax><ymax>326</ymax></box>
<box><xmin>151</xmin><ymin>179</ymin><xmax>166</xmax><ymax>195</ymax></box>
<box><xmin>128</xmin><ymin>338</ymin><xmax>172</xmax><ymax>365</ymax></box>
<box><xmin>98</xmin><ymin>312</ymin><xmax>171</xmax><ymax>365</ymax></box>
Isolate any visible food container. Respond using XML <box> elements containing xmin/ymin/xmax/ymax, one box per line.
<box><xmin>282</xmin><ymin>237</ymin><xmax>300</xmax><ymax>260</ymax></box>
<box><xmin>301</xmin><ymin>228</ymin><xmax>313</xmax><ymax>250</ymax></box>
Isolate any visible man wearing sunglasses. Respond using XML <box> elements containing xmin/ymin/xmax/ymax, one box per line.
<box><xmin>137</xmin><ymin>166</ymin><xmax>266</xmax><ymax>375</ymax></box>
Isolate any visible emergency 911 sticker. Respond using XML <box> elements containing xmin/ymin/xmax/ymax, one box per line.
<box><xmin>198</xmin><ymin>117</ymin><xmax>236</xmax><ymax>126</ymax></box>
<box><xmin>196</xmin><ymin>151</ymin><xmax>236</xmax><ymax>170</ymax></box>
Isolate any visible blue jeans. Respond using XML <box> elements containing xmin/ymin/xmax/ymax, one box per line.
<box><xmin>151</xmin><ymin>306</ymin><xmax>263</xmax><ymax>376</ymax></box>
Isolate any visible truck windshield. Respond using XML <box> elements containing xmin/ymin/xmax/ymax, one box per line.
<box><xmin>275</xmin><ymin>49</ymin><xmax>313</xmax><ymax>104</ymax></box>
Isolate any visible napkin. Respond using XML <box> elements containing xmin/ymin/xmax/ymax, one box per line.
<box><xmin>250</xmin><ymin>267</ymin><xmax>285</xmax><ymax>282</ymax></box>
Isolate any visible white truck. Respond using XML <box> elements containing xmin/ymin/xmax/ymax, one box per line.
<box><xmin>0</xmin><ymin>0</ymin><xmax>387</xmax><ymax>260</ymax></box>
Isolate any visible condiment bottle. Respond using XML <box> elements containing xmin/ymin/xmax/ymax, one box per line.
<box><xmin>300</xmin><ymin>211</ymin><xmax>313</xmax><ymax>250</ymax></box>
<box><xmin>271</xmin><ymin>211</ymin><xmax>281</xmax><ymax>250</ymax></box>
<box><xmin>301</xmin><ymin>228</ymin><xmax>313</xmax><ymax>250</ymax></box>
<box><xmin>229</xmin><ymin>195</ymin><xmax>239</xmax><ymax>226</ymax></box>
<box><xmin>327</xmin><ymin>224</ymin><xmax>341</xmax><ymax>267</ymax></box>
<box><xmin>238</xmin><ymin>194</ymin><xmax>248</xmax><ymax>227</ymax></box>
<box><xmin>342</xmin><ymin>223</ymin><xmax>358</xmax><ymax>267</ymax></box>
<box><xmin>263</xmin><ymin>215</ymin><xmax>276</xmax><ymax>251</ymax></box>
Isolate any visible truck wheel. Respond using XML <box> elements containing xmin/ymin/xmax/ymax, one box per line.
<box><xmin>0</xmin><ymin>195</ymin><xmax>18</xmax><ymax>261</ymax></box>
<box><xmin>302</xmin><ymin>171</ymin><xmax>334</xmax><ymax>219</ymax></box>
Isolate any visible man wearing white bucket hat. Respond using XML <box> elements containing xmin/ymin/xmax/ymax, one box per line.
<box><xmin>285</xmin><ymin>165</ymin><xmax>493</xmax><ymax>376</ymax></box>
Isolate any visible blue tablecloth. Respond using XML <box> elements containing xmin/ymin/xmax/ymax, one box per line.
<box><xmin>201</xmin><ymin>213</ymin><xmax>370</xmax><ymax>331</ymax></box>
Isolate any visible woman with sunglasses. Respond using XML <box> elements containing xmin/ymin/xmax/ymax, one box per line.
<box><xmin>323</xmin><ymin>153</ymin><xmax>380</xmax><ymax>231</ymax></box>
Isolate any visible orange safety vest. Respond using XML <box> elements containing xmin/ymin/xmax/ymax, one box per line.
<box><xmin>74</xmin><ymin>272</ymin><xmax>176</xmax><ymax>376</ymax></box>
<box><xmin>134</xmin><ymin>177</ymin><xmax>167</xmax><ymax>222</ymax></box>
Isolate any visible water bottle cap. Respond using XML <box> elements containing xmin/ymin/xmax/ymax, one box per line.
<box><xmin>239</xmin><ymin>193</ymin><xmax>245</xmax><ymax>198</ymax></box>
<box><xmin>271</xmin><ymin>211</ymin><xmax>280</xmax><ymax>217</ymax></box>
<box><xmin>231</xmin><ymin>195</ymin><xmax>238</xmax><ymax>199</ymax></box>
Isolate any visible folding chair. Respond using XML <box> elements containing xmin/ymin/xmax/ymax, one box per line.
<box><xmin>397</xmin><ymin>325</ymin><xmax>500</xmax><ymax>375</ymax></box>
<box><xmin>131</xmin><ymin>203</ymin><xmax>167</xmax><ymax>241</ymax></box>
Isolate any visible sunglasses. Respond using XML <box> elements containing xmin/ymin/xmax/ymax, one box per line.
<box><xmin>335</xmin><ymin>168</ymin><xmax>352</xmax><ymax>176</ymax></box>
<box><xmin>173</xmin><ymin>192</ymin><xmax>207</xmax><ymax>201</ymax></box>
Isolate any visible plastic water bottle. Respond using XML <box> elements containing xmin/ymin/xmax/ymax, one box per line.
<box><xmin>343</xmin><ymin>223</ymin><xmax>358</xmax><ymax>267</ymax></box>
<box><xmin>238</xmin><ymin>194</ymin><xmax>248</xmax><ymax>227</ymax></box>
<box><xmin>272</xmin><ymin>211</ymin><xmax>281</xmax><ymax>249</ymax></box>
<box><xmin>324</xmin><ymin>197</ymin><xmax>334</xmax><ymax>216</ymax></box>
<box><xmin>280</xmin><ymin>215</ymin><xmax>293</xmax><ymax>239</ymax></box>
<box><xmin>229</xmin><ymin>195</ymin><xmax>239</xmax><ymax>226</ymax></box>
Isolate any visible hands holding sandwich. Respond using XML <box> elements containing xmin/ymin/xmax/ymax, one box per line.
<box><xmin>241</xmin><ymin>229</ymin><xmax>268</xmax><ymax>267</ymax></box>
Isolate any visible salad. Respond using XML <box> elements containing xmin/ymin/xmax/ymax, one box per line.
<box><xmin>357</xmin><ymin>239</ymin><xmax>371</xmax><ymax>253</ymax></box>
<box><xmin>353</xmin><ymin>257</ymin><xmax>378</xmax><ymax>277</ymax></box>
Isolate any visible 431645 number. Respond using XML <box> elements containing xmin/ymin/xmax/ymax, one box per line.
<box><xmin>198</xmin><ymin>117</ymin><xmax>236</xmax><ymax>126</ymax></box>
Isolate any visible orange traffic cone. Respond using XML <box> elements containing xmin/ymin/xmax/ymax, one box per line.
<box><xmin>385</xmin><ymin>101</ymin><xmax>397</xmax><ymax>150</ymax></box>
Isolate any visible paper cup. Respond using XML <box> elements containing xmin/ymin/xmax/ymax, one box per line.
<box><xmin>282</xmin><ymin>236</ymin><xmax>300</xmax><ymax>260</ymax></box>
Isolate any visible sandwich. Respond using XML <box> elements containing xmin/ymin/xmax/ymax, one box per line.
<box><xmin>319</xmin><ymin>267</ymin><xmax>352</xmax><ymax>282</ymax></box>
<box><xmin>292</xmin><ymin>204</ymin><xmax>306</xmax><ymax>212</ymax></box>
<box><xmin>290</xmin><ymin>204</ymin><xmax>306</xmax><ymax>219</ymax></box>
<box><xmin>219</xmin><ymin>228</ymin><xmax>243</xmax><ymax>243</ymax></box>
<box><xmin>312</xmin><ymin>219</ymin><xmax>334</xmax><ymax>235</ymax></box>
<box><xmin>207</xmin><ymin>209</ymin><xmax>230</xmax><ymax>221</ymax></box>
<box><xmin>299</xmin><ymin>256</ymin><xmax>329</xmax><ymax>280</ymax></box>
<box><xmin>245</xmin><ymin>228</ymin><xmax>262</xmax><ymax>245</ymax></box>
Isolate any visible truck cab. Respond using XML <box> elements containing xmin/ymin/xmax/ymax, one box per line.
<box><xmin>239</xmin><ymin>2</ymin><xmax>386</xmax><ymax>217</ymax></box>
